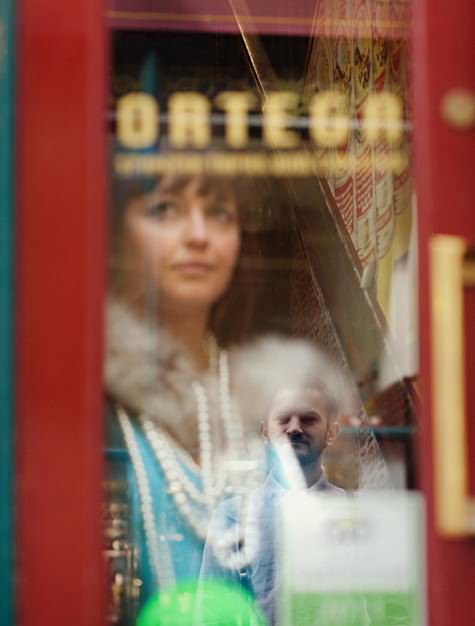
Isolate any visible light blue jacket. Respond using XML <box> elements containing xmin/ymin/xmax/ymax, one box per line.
<box><xmin>199</xmin><ymin>472</ymin><xmax>343</xmax><ymax>625</ymax></box>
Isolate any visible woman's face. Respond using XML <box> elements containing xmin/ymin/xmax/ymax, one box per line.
<box><xmin>120</xmin><ymin>176</ymin><xmax>241</xmax><ymax>315</ymax></box>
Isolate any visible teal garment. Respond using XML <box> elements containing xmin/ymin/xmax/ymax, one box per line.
<box><xmin>106</xmin><ymin>407</ymin><xmax>205</xmax><ymax>610</ymax></box>
<box><xmin>129</xmin><ymin>418</ymin><xmax>205</xmax><ymax>600</ymax></box>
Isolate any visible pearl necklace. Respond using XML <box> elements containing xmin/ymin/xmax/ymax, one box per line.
<box><xmin>117</xmin><ymin>405</ymin><xmax>176</xmax><ymax>589</ymax></box>
<box><xmin>118</xmin><ymin>412</ymin><xmax>253</xmax><ymax>581</ymax></box>
<box><xmin>142</xmin><ymin>347</ymin><xmax>245</xmax><ymax>531</ymax></box>
<box><xmin>116</xmin><ymin>342</ymin><xmax>255</xmax><ymax>587</ymax></box>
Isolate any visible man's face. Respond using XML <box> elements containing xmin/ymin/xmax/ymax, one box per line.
<box><xmin>263</xmin><ymin>388</ymin><xmax>337</xmax><ymax>466</ymax></box>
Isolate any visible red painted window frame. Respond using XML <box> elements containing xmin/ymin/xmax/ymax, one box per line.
<box><xmin>15</xmin><ymin>0</ymin><xmax>475</xmax><ymax>625</ymax></box>
<box><xmin>413</xmin><ymin>0</ymin><xmax>475</xmax><ymax>624</ymax></box>
<box><xmin>16</xmin><ymin>1</ymin><xmax>106</xmax><ymax>625</ymax></box>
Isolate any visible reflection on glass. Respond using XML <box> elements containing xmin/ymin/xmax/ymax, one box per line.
<box><xmin>199</xmin><ymin>342</ymin><xmax>354</xmax><ymax>626</ymax></box>
<box><xmin>105</xmin><ymin>4</ymin><xmax>418</xmax><ymax>623</ymax></box>
<box><xmin>104</xmin><ymin>172</ymin><xmax>269</xmax><ymax>622</ymax></box>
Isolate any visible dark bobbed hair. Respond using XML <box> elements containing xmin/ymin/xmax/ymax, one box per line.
<box><xmin>109</xmin><ymin>171</ymin><xmax>280</xmax><ymax>346</ymax></box>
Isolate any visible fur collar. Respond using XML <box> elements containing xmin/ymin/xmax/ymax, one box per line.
<box><xmin>105</xmin><ymin>299</ymin><xmax>355</xmax><ymax>455</ymax></box>
<box><xmin>105</xmin><ymin>298</ymin><xmax>202</xmax><ymax>451</ymax></box>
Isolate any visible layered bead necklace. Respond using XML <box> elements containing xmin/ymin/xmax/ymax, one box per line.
<box><xmin>117</xmin><ymin>338</ymin><xmax>256</xmax><ymax>588</ymax></box>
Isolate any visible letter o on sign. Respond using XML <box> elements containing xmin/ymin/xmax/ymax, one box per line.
<box><xmin>117</xmin><ymin>92</ymin><xmax>159</xmax><ymax>149</ymax></box>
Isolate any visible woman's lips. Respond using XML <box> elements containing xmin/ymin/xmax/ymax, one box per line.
<box><xmin>172</xmin><ymin>262</ymin><xmax>214</xmax><ymax>275</ymax></box>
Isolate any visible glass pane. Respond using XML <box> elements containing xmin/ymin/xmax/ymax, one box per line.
<box><xmin>105</xmin><ymin>2</ymin><xmax>419</xmax><ymax>624</ymax></box>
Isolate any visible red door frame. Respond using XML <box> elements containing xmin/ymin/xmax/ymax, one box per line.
<box><xmin>15</xmin><ymin>0</ymin><xmax>475</xmax><ymax>625</ymax></box>
<box><xmin>413</xmin><ymin>0</ymin><xmax>475</xmax><ymax>624</ymax></box>
<box><xmin>16</xmin><ymin>1</ymin><xmax>106</xmax><ymax>626</ymax></box>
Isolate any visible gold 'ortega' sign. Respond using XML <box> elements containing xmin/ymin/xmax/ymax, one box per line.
<box><xmin>115</xmin><ymin>90</ymin><xmax>408</xmax><ymax>177</ymax></box>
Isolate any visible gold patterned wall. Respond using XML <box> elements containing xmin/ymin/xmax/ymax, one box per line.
<box><xmin>304</xmin><ymin>0</ymin><xmax>412</xmax><ymax>318</ymax></box>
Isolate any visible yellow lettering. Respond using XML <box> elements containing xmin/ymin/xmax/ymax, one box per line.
<box><xmin>168</xmin><ymin>92</ymin><xmax>211</xmax><ymax>148</ymax></box>
<box><xmin>309</xmin><ymin>91</ymin><xmax>350</xmax><ymax>148</ymax></box>
<box><xmin>215</xmin><ymin>92</ymin><xmax>256</xmax><ymax>148</ymax></box>
<box><xmin>263</xmin><ymin>92</ymin><xmax>300</xmax><ymax>148</ymax></box>
<box><xmin>117</xmin><ymin>92</ymin><xmax>159</xmax><ymax>149</ymax></box>
<box><xmin>363</xmin><ymin>92</ymin><xmax>403</xmax><ymax>146</ymax></box>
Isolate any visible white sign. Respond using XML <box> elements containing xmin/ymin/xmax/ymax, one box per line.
<box><xmin>278</xmin><ymin>491</ymin><xmax>425</xmax><ymax>626</ymax></box>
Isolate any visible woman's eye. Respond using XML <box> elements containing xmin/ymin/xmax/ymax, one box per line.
<box><xmin>207</xmin><ymin>205</ymin><xmax>237</xmax><ymax>223</ymax></box>
<box><xmin>146</xmin><ymin>201</ymin><xmax>178</xmax><ymax>219</ymax></box>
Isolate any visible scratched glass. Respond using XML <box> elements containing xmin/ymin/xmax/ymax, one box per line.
<box><xmin>105</xmin><ymin>6</ymin><xmax>417</xmax><ymax>625</ymax></box>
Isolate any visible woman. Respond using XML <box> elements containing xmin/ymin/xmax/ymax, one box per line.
<box><xmin>103</xmin><ymin>170</ymin><xmax>384</xmax><ymax>625</ymax></box>
<box><xmin>104</xmin><ymin>172</ymin><xmax>266</xmax><ymax>622</ymax></box>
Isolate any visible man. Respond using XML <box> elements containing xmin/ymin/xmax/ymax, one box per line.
<box><xmin>263</xmin><ymin>386</ymin><xmax>341</xmax><ymax>490</ymax></box>
<box><xmin>198</xmin><ymin>351</ymin><xmax>351</xmax><ymax>626</ymax></box>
